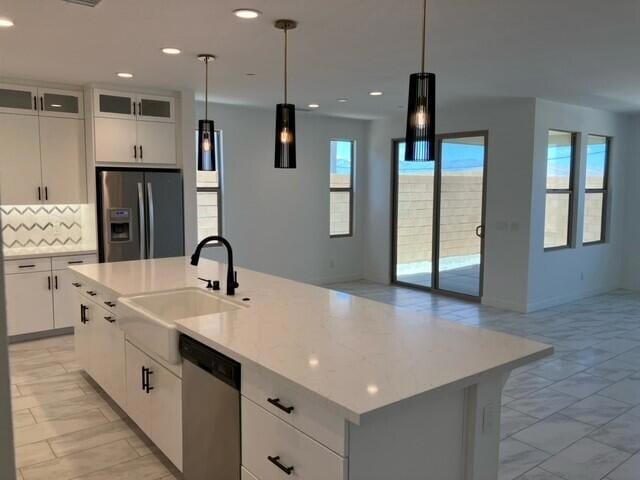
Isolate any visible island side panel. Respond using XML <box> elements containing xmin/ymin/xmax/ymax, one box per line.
<box><xmin>348</xmin><ymin>371</ymin><xmax>503</xmax><ymax>480</ymax></box>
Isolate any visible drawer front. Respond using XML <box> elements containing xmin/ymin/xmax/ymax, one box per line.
<box><xmin>69</xmin><ymin>276</ymin><xmax>119</xmax><ymax>314</ymax></box>
<box><xmin>242</xmin><ymin>397</ymin><xmax>346</xmax><ymax>480</ymax></box>
<box><xmin>242</xmin><ymin>365</ymin><xmax>347</xmax><ymax>455</ymax></box>
<box><xmin>242</xmin><ymin>467</ymin><xmax>259</xmax><ymax>480</ymax></box>
<box><xmin>4</xmin><ymin>257</ymin><xmax>52</xmax><ymax>274</ymax></box>
<box><xmin>52</xmin><ymin>254</ymin><xmax>98</xmax><ymax>271</ymax></box>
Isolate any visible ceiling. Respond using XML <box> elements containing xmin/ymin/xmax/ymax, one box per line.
<box><xmin>1</xmin><ymin>0</ymin><xmax>639</xmax><ymax>119</ymax></box>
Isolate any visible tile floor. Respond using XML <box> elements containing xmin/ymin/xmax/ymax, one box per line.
<box><xmin>8</xmin><ymin>335</ymin><xmax>180</xmax><ymax>480</ymax></box>
<box><xmin>329</xmin><ymin>282</ymin><xmax>640</xmax><ymax>480</ymax></box>
<box><xmin>7</xmin><ymin>282</ymin><xmax>640</xmax><ymax>480</ymax></box>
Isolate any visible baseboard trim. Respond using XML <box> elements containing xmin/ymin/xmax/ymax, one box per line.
<box><xmin>9</xmin><ymin>327</ymin><xmax>73</xmax><ymax>344</ymax></box>
<box><xmin>525</xmin><ymin>286</ymin><xmax>617</xmax><ymax>312</ymax></box>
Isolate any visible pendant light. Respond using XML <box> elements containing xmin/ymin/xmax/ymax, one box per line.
<box><xmin>274</xmin><ymin>19</ymin><xmax>298</xmax><ymax>169</ymax></box>
<box><xmin>197</xmin><ymin>54</ymin><xmax>216</xmax><ymax>171</ymax></box>
<box><xmin>405</xmin><ymin>0</ymin><xmax>435</xmax><ymax>162</ymax></box>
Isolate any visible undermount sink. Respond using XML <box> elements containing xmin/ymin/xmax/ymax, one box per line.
<box><xmin>118</xmin><ymin>287</ymin><xmax>245</xmax><ymax>364</ymax></box>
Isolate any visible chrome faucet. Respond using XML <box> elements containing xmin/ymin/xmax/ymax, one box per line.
<box><xmin>190</xmin><ymin>236</ymin><xmax>239</xmax><ymax>296</ymax></box>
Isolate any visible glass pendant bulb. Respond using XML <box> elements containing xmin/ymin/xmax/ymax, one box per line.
<box><xmin>197</xmin><ymin>54</ymin><xmax>217</xmax><ymax>171</ymax></box>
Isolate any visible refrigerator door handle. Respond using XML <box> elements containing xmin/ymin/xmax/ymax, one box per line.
<box><xmin>147</xmin><ymin>182</ymin><xmax>155</xmax><ymax>259</ymax></box>
<box><xmin>137</xmin><ymin>182</ymin><xmax>146</xmax><ymax>259</ymax></box>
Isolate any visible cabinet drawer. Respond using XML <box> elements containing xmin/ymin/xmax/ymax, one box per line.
<box><xmin>52</xmin><ymin>254</ymin><xmax>97</xmax><ymax>271</ymax></box>
<box><xmin>242</xmin><ymin>365</ymin><xmax>347</xmax><ymax>455</ymax></box>
<box><xmin>242</xmin><ymin>398</ymin><xmax>346</xmax><ymax>480</ymax></box>
<box><xmin>4</xmin><ymin>258</ymin><xmax>52</xmax><ymax>274</ymax></box>
<box><xmin>70</xmin><ymin>277</ymin><xmax>119</xmax><ymax>314</ymax></box>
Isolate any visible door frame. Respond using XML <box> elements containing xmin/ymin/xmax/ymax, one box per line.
<box><xmin>390</xmin><ymin>130</ymin><xmax>489</xmax><ymax>301</ymax></box>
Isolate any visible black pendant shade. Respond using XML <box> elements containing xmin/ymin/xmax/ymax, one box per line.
<box><xmin>405</xmin><ymin>72</ymin><xmax>436</xmax><ymax>162</ymax></box>
<box><xmin>197</xmin><ymin>119</ymin><xmax>216</xmax><ymax>171</ymax></box>
<box><xmin>275</xmin><ymin>103</ymin><xmax>296</xmax><ymax>168</ymax></box>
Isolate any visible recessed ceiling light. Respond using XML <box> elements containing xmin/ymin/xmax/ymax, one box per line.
<box><xmin>233</xmin><ymin>8</ymin><xmax>261</xmax><ymax>19</ymax></box>
<box><xmin>308</xmin><ymin>103</ymin><xmax>320</xmax><ymax>109</ymax></box>
<box><xmin>337</xmin><ymin>98</ymin><xmax>348</xmax><ymax>103</ymax></box>
<box><xmin>245</xmin><ymin>72</ymin><xmax>256</xmax><ymax>76</ymax></box>
<box><xmin>0</xmin><ymin>17</ymin><xmax>14</xmax><ymax>28</ymax></box>
<box><xmin>116</xmin><ymin>72</ymin><xmax>134</xmax><ymax>79</ymax></box>
<box><xmin>162</xmin><ymin>47</ymin><xmax>181</xmax><ymax>55</ymax></box>
<box><xmin>369</xmin><ymin>91</ymin><xmax>383</xmax><ymax>96</ymax></box>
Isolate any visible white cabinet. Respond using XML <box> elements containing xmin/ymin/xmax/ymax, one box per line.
<box><xmin>40</xmin><ymin>117</ymin><xmax>87</xmax><ymax>203</ymax></box>
<box><xmin>92</xmin><ymin>305</ymin><xmax>126</xmax><ymax>407</ymax></box>
<box><xmin>0</xmin><ymin>113</ymin><xmax>42</xmax><ymax>204</ymax></box>
<box><xmin>53</xmin><ymin>268</ymin><xmax>76</xmax><ymax>329</ymax></box>
<box><xmin>93</xmin><ymin>89</ymin><xmax>176</xmax><ymax>166</ymax></box>
<box><xmin>0</xmin><ymin>84</ymin><xmax>86</xmax><ymax>205</ymax></box>
<box><xmin>4</xmin><ymin>270</ymin><xmax>54</xmax><ymax>336</ymax></box>
<box><xmin>73</xmin><ymin>291</ymin><xmax>93</xmax><ymax>375</ymax></box>
<box><xmin>125</xmin><ymin>341</ymin><xmax>182</xmax><ymax>469</ymax></box>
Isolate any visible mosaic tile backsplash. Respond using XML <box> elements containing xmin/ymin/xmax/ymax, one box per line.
<box><xmin>1</xmin><ymin>204</ymin><xmax>96</xmax><ymax>254</ymax></box>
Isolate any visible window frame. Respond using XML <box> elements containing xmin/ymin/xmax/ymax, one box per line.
<box><xmin>329</xmin><ymin>139</ymin><xmax>356</xmax><ymax>238</ymax></box>
<box><xmin>196</xmin><ymin>129</ymin><xmax>223</xmax><ymax>245</ymax></box>
<box><xmin>544</xmin><ymin>129</ymin><xmax>578</xmax><ymax>252</ymax></box>
<box><xmin>583</xmin><ymin>134</ymin><xmax>611</xmax><ymax>246</ymax></box>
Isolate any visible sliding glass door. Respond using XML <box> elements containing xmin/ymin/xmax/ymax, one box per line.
<box><xmin>392</xmin><ymin>132</ymin><xmax>487</xmax><ymax>299</ymax></box>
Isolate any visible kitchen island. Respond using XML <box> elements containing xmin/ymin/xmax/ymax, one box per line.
<box><xmin>69</xmin><ymin>257</ymin><xmax>552</xmax><ymax>480</ymax></box>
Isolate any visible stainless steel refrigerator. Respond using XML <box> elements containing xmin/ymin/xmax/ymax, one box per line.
<box><xmin>97</xmin><ymin>169</ymin><xmax>184</xmax><ymax>263</ymax></box>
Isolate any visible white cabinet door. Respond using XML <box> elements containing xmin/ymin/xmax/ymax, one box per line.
<box><xmin>125</xmin><ymin>341</ymin><xmax>153</xmax><ymax>434</ymax></box>
<box><xmin>52</xmin><ymin>269</ymin><xmax>76</xmax><ymax>329</ymax></box>
<box><xmin>5</xmin><ymin>271</ymin><xmax>54</xmax><ymax>336</ymax></box>
<box><xmin>40</xmin><ymin>117</ymin><xmax>87</xmax><ymax>204</ymax></box>
<box><xmin>0</xmin><ymin>84</ymin><xmax>38</xmax><ymax>115</ymax></box>
<box><xmin>38</xmin><ymin>88</ymin><xmax>84</xmax><ymax>119</ymax></box>
<box><xmin>0</xmin><ymin>113</ymin><xmax>43</xmax><ymax>204</ymax></box>
<box><xmin>91</xmin><ymin>307</ymin><xmax>126</xmax><ymax>407</ymax></box>
<box><xmin>137</xmin><ymin>94</ymin><xmax>174</xmax><ymax>123</ymax></box>
<box><xmin>137</xmin><ymin>121</ymin><xmax>176</xmax><ymax>165</ymax></box>
<box><xmin>73</xmin><ymin>291</ymin><xmax>92</xmax><ymax>372</ymax></box>
<box><xmin>149</xmin><ymin>358</ymin><xmax>183</xmax><ymax>470</ymax></box>
<box><xmin>94</xmin><ymin>89</ymin><xmax>135</xmax><ymax>120</ymax></box>
<box><xmin>94</xmin><ymin>117</ymin><xmax>137</xmax><ymax>164</ymax></box>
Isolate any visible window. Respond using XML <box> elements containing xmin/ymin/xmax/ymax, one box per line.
<box><xmin>196</xmin><ymin>130</ymin><xmax>222</xmax><ymax>242</ymax></box>
<box><xmin>583</xmin><ymin>135</ymin><xmax>610</xmax><ymax>244</ymax></box>
<box><xmin>544</xmin><ymin>130</ymin><xmax>576</xmax><ymax>250</ymax></box>
<box><xmin>330</xmin><ymin>140</ymin><xmax>355</xmax><ymax>237</ymax></box>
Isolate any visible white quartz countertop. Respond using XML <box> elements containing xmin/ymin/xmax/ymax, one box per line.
<box><xmin>70</xmin><ymin>257</ymin><xmax>552</xmax><ymax>422</ymax></box>
<box><xmin>3</xmin><ymin>246</ymin><xmax>97</xmax><ymax>260</ymax></box>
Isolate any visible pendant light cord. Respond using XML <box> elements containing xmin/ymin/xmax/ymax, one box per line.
<box><xmin>421</xmin><ymin>0</ymin><xmax>427</xmax><ymax>73</ymax></box>
<box><xmin>204</xmin><ymin>57</ymin><xmax>209</xmax><ymax>120</ymax></box>
<box><xmin>284</xmin><ymin>27</ymin><xmax>288</xmax><ymax>104</ymax></box>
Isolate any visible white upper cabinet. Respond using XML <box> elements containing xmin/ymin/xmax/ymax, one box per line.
<box><xmin>38</xmin><ymin>88</ymin><xmax>84</xmax><ymax>119</ymax></box>
<box><xmin>0</xmin><ymin>84</ymin><xmax>38</xmax><ymax>115</ymax></box>
<box><xmin>93</xmin><ymin>89</ymin><xmax>176</xmax><ymax>166</ymax></box>
<box><xmin>40</xmin><ymin>116</ymin><xmax>87</xmax><ymax>203</ymax></box>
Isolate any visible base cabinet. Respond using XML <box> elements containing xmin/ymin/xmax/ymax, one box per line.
<box><xmin>5</xmin><ymin>270</ymin><xmax>54</xmax><ymax>336</ymax></box>
<box><xmin>125</xmin><ymin>341</ymin><xmax>182</xmax><ymax>470</ymax></box>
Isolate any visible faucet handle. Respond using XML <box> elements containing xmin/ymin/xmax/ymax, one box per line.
<box><xmin>233</xmin><ymin>271</ymin><xmax>240</xmax><ymax>288</ymax></box>
<box><xmin>198</xmin><ymin>277</ymin><xmax>213</xmax><ymax>289</ymax></box>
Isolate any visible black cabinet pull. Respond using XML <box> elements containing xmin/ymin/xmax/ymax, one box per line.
<box><xmin>37</xmin><ymin>186</ymin><xmax>41</xmax><ymax>201</ymax></box>
<box><xmin>44</xmin><ymin>186</ymin><xmax>48</xmax><ymax>201</ymax></box>
<box><xmin>47</xmin><ymin>276</ymin><xmax>51</xmax><ymax>290</ymax></box>
<box><xmin>18</xmin><ymin>264</ymin><xmax>36</xmax><ymax>269</ymax></box>
<box><xmin>138</xmin><ymin>102</ymin><xmax>142</xmax><ymax>116</ymax></box>
<box><xmin>86</xmin><ymin>291</ymin><xmax>97</xmax><ymax>296</ymax></box>
<box><xmin>40</xmin><ymin>96</ymin><xmax>44</xmax><ymax>111</ymax></box>
<box><xmin>145</xmin><ymin>369</ymin><xmax>154</xmax><ymax>393</ymax></box>
<box><xmin>104</xmin><ymin>301</ymin><xmax>116</xmax><ymax>307</ymax></box>
<box><xmin>132</xmin><ymin>101</ymin><xmax>136</xmax><ymax>116</ymax></box>
<box><xmin>141</xmin><ymin>366</ymin><xmax>147</xmax><ymax>391</ymax></box>
<box><xmin>80</xmin><ymin>304</ymin><xmax>88</xmax><ymax>324</ymax></box>
<box><xmin>267</xmin><ymin>456</ymin><xmax>294</xmax><ymax>475</ymax></box>
<box><xmin>134</xmin><ymin>145</ymin><xmax>137</xmax><ymax>159</ymax></box>
<box><xmin>72</xmin><ymin>282</ymin><xmax>82</xmax><ymax>288</ymax></box>
<box><xmin>104</xmin><ymin>316</ymin><xmax>116</xmax><ymax>324</ymax></box>
<box><xmin>33</xmin><ymin>96</ymin><xmax>37</xmax><ymax>110</ymax></box>
<box><xmin>54</xmin><ymin>275</ymin><xmax>58</xmax><ymax>290</ymax></box>
<box><xmin>139</xmin><ymin>145</ymin><xmax>143</xmax><ymax>159</ymax></box>
<box><xmin>67</xmin><ymin>260</ymin><xmax>84</xmax><ymax>265</ymax></box>
<box><xmin>267</xmin><ymin>397</ymin><xmax>294</xmax><ymax>414</ymax></box>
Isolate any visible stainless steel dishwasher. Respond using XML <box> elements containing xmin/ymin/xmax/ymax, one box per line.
<box><xmin>180</xmin><ymin>334</ymin><xmax>241</xmax><ymax>480</ymax></box>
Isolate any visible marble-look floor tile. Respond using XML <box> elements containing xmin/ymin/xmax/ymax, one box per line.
<box><xmin>595</xmin><ymin>339</ymin><xmax>640</xmax><ymax>355</ymax></box>
<box><xmin>29</xmin><ymin>393</ymin><xmax>112</xmax><ymax>422</ymax></box>
<box><xmin>599</xmin><ymin>379</ymin><xmax>640</xmax><ymax>405</ymax></box>
<box><xmin>561</xmin><ymin>395</ymin><xmax>631</xmax><ymax>427</ymax></box>
<box><xmin>498</xmin><ymin>438</ymin><xmax>549</xmax><ymax>480</ymax></box>
<box><xmin>11</xmin><ymin>385</ymin><xmax>86</xmax><ymax>411</ymax></box>
<box><xmin>517</xmin><ymin>468</ymin><xmax>564</xmax><ymax>479</ymax></box>
<box><xmin>561</xmin><ymin>348</ymin><xmax>618</xmax><ymax>367</ymax></box>
<box><xmin>507</xmin><ymin>388</ymin><xmax>580</xmax><ymax>419</ymax></box>
<box><xmin>503</xmin><ymin>373</ymin><xmax>554</xmax><ymax>399</ymax></box>
<box><xmin>16</xmin><ymin>372</ymin><xmax>91</xmax><ymax>396</ymax></box>
<box><xmin>540</xmin><ymin>438</ymin><xmax>630</xmax><ymax>480</ymax></box>
<box><xmin>549</xmin><ymin>372</ymin><xmax>612</xmax><ymax>399</ymax></box>
<box><xmin>10</xmin><ymin>364</ymin><xmax>68</xmax><ymax>384</ymax></box>
<box><xmin>500</xmin><ymin>407</ymin><xmax>539</xmax><ymax>440</ymax></box>
<box><xmin>12</xmin><ymin>409</ymin><xmax>36</xmax><ymax>428</ymax></box>
<box><xmin>14</xmin><ymin>442</ymin><xmax>55</xmax><ymax>469</ymax></box>
<box><xmin>512</xmin><ymin>414</ymin><xmax>594</xmax><ymax>454</ymax></box>
<box><xmin>607</xmin><ymin>452</ymin><xmax>640</xmax><ymax>480</ymax></box>
<box><xmin>585</xmin><ymin>359</ymin><xmax>636</xmax><ymax>383</ymax></box>
<box><xmin>48</xmin><ymin>420</ymin><xmax>136</xmax><ymax>457</ymax></box>
<box><xmin>20</xmin><ymin>439</ymin><xmax>138</xmax><ymax>480</ymax></box>
<box><xmin>588</xmin><ymin>413</ymin><xmax>640</xmax><ymax>454</ymax></box>
<box><xmin>615</xmin><ymin>348</ymin><xmax>640</xmax><ymax>369</ymax></box>
<box><xmin>70</xmin><ymin>454</ymin><xmax>170</xmax><ymax>480</ymax></box>
<box><xmin>527</xmin><ymin>359</ymin><xmax>587</xmax><ymax>381</ymax></box>
<box><xmin>13</xmin><ymin>410</ymin><xmax>109</xmax><ymax>447</ymax></box>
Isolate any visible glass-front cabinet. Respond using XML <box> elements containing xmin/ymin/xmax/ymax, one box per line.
<box><xmin>39</xmin><ymin>88</ymin><xmax>84</xmax><ymax>119</ymax></box>
<box><xmin>94</xmin><ymin>89</ymin><xmax>174</xmax><ymax>122</ymax></box>
<box><xmin>0</xmin><ymin>84</ymin><xmax>38</xmax><ymax>115</ymax></box>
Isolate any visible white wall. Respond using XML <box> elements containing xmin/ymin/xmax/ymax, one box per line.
<box><xmin>527</xmin><ymin>99</ymin><xmax>633</xmax><ymax>310</ymax></box>
<box><xmin>186</xmin><ymin>102</ymin><xmax>369</xmax><ymax>285</ymax></box>
<box><xmin>621</xmin><ymin>114</ymin><xmax>640</xmax><ymax>290</ymax></box>
<box><xmin>363</xmin><ymin>99</ymin><xmax>537</xmax><ymax>311</ymax></box>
